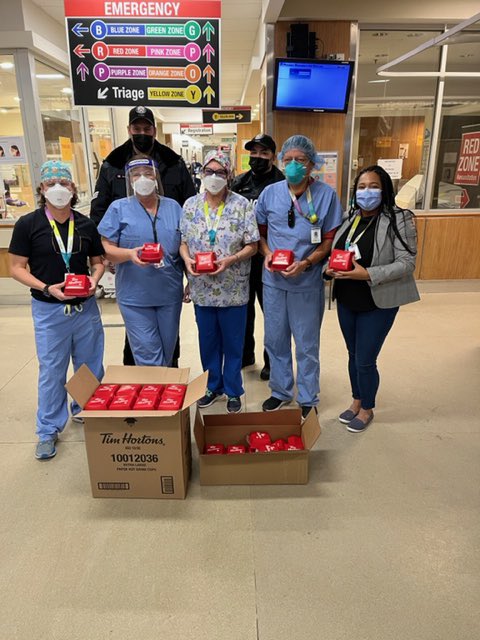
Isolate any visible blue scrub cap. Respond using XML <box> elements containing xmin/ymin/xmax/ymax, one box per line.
<box><xmin>279</xmin><ymin>135</ymin><xmax>317</xmax><ymax>164</ymax></box>
<box><xmin>40</xmin><ymin>160</ymin><xmax>72</xmax><ymax>182</ymax></box>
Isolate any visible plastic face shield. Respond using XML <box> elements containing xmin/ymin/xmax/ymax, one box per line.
<box><xmin>125</xmin><ymin>157</ymin><xmax>164</xmax><ymax>200</ymax></box>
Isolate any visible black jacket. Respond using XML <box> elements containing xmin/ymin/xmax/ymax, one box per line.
<box><xmin>230</xmin><ymin>165</ymin><xmax>285</xmax><ymax>203</ymax></box>
<box><xmin>90</xmin><ymin>139</ymin><xmax>196</xmax><ymax>226</ymax></box>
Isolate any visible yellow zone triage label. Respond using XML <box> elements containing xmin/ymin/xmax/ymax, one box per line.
<box><xmin>148</xmin><ymin>85</ymin><xmax>201</xmax><ymax>104</ymax></box>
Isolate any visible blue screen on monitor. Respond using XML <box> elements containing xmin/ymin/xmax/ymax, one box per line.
<box><xmin>273</xmin><ymin>58</ymin><xmax>354</xmax><ymax>113</ymax></box>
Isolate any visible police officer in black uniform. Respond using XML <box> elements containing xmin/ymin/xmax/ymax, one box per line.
<box><xmin>90</xmin><ymin>106</ymin><xmax>196</xmax><ymax>366</ymax></box>
<box><xmin>231</xmin><ymin>134</ymin><xmax>284</xmax><ymax>380</ymax></box>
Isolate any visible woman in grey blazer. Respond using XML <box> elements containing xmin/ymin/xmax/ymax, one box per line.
<box><xmin>325</xmin><ymin>165</ymin><xmax>420</xmax><ymax>433</ymax></box>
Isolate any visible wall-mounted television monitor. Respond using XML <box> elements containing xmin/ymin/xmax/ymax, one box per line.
<box><xmin>272</xmin><ymin>58</ymin><xmax>354</xmax><ymax>113</ymax></box>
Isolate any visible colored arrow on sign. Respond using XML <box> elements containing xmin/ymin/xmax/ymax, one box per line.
<box><xmin>203</xmin><ymin>43</ymin><xmax>215</xmax><ymax>63</ymax></box>
<box><xmin>203</xmin><ymin>86</ymin><xmax>215</xmax><ymax>105</ymax></box>
<box><xmin>72</xmin><ymin>22</ymin><xmax>89</xmax><ymax>37</ymax></box>
<box><xmin>202</xmin><ymin>21</ymin><xmax>215</xmax><ymax>42</ymax></box>
<box><xmin>203</xmin><ymin>64</ymin><xmax>215</xmax><ymax>84</ymax></box>
<box><xmin>97</xmin><ymin>87</ymin><xmax>109</xmax><ymax>99</ymax></box>
<box><xmin>74</xmin><ymin>44</ymin><xmax>91</xmax><ymax>58</ymax></box>
<box><xmin>76</xmin><ymin>62</ymin><xmax>89</xmax><ymax>81</ymax></box>
<box><xmin>460</xmin><ymin>189</ymin><xmax>470</xmax><ymax>208</ymax></box>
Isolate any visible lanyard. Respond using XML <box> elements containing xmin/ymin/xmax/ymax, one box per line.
<box><xmin>140</xmin><ymin>201</ymin><xmax>160</xmax><ymax>242</ymax></box>
<box><xmin>288</xmin><ymin>187</ymin><xmax>318</xmax><ymax>224</ymax></box>
<box><xmin>203</xmin><ymin>197</ymin><xmax>225</xmax><ymax>246</ymax></box>
<box><xmin>344</xmin><ymin>214</ymin><xmax>377</xmax><ymax>249</ymax></box>
<box><xmin>45</xmin><ymin>207</ymin><xmax>74</xmax><ymax>272</ymax></box>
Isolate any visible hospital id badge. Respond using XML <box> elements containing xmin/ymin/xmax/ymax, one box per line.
<box><xmin>348</xmin><ymin>244</ymin><xmax>362</xmax><ymax>260</ymax></box>
<box><xmin>311</xmin><ymin>227</ymin><xmax>322</xmax><ymax>244</ymax></box>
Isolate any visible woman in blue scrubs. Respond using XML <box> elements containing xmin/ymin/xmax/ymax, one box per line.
<box><xmin>98</xmin><ymin>157</ymin><xmax>184</xmax><ymax>366</ymax></box>
<box><xmin>256</xmin><ymin>135</ymin><xmax>344</xmax><ymax>420</ymax></box>
<box><xmin>9</xmin><ymin>161</ymin><xmax>105</xmax><ymax>460</ymax></box>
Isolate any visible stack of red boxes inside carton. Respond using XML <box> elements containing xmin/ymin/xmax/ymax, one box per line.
<box><xmin>140</xmin><ymin>243</ymin><xmax>163</xmax><ymax>264</ymax></box>
<box><xmin>271</xmin><ymin>249</ymin><xmax>294</xmax><ymax>271</ymax></box>
<box><xmin>205</xmin><ymin>430</ymin><xmax>304</xmax><ymax>455</ymax></box>
<box><xmin>84</xmin><ymin>382</ymin><xmax>187</xmax><ymax>411</ymax></box>
<box><xmin>195</xmin><ymin>251</ymin><xmax>217</xmax><ymax>273</ymax></box>
<box><xmin>64</xmin><ymin>274</ymin><xmax>90</xmax><ymax>297</ymax></box>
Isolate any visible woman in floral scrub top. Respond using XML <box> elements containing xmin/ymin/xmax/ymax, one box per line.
<box><xmin>180</xmin><ymin>150</ymin><xmax>259</xmax><ymax>414</ymax></box>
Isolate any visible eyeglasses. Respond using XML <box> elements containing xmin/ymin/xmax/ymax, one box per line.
<box><xmin>203</xmin><ymin>168</ymin><xmax>228</xmax><ymax>179</ymax></box>
<box><xmin>288</xmin><ymin>203</ymin><xmax>295</xmax><ymax>229</ymax></box>
<box><xmin>283</xmin><ymin>156</ymin><xmax>309</xmax><ymax>166</ymax></box>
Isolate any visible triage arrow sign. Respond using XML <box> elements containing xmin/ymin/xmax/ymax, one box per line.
<box><xmin>97</xmin><ymin>87</ymin><xmax>109</xmax><ymax>99</ymax></box>
<box><xmin>203</xmin><ymin>86</ymin><xmax>215</xmax><ymax>105</ymax></box>
<box><xmin>202</xmin><ymin>22</ymin><xmax>215</xmax><ymax>42</ymax></box>
<box><xmin>203</xmin><ymin>64</ymin><xmax>215</xmax><ymax>84</ymax></box>
<box><xmin>76</xmin><ymin>62</ymin><xmax>89</xmax><ymax>81</ymax></box>
<box><xmin>72</xmin><ymin>23</ymin><xmax>89</xmax><ymax>37</ymax></box>
<box><xmin>73</xmin><ymin>44</ymin><xmax>91</xmax><ymax>58</ymax></box>
<box><xmin>202</xmin><ymin>43</ymin><xmax>215</xmax><ymax>63</ymax></box>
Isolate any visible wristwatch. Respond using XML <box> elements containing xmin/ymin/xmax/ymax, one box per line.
<box><xmin>42</xmin><ymin>284</ymin><xmax>51</xmax><ymax>297</ymax></box>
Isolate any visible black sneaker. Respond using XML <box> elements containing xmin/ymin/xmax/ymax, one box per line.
<box><xmin>197</xmin><ymin>390</ymin><xmax>224</xmax><ymax>408</ymax></box>
<box><xmin>262</xmin><ymin>396</ymin><xmax>291</xmax><ymax>412</ymax></box>
<box><xmin>260</xmin><ymin>366</ymin><xmax>270</xmax><ymax>381</ymax></box>
<box><xmin>227</xmin><ymin>397</ymin><xmax>242</xmax><ymax>413</ymax></box>
<box><xmin>301</xmin><ymin>406</ymin><xmax>318</xmax><ymax>421</ymax></box>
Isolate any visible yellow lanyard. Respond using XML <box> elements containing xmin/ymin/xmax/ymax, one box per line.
<box><xmin>344</xmin><ymin>214</ymin><xmax>376</xmax><ymax>249</ymax></box>
<box><xmin>203</xmin><ymin>198</ymin><xmax>225</xmax><ymax>246</ymax></box>
<box><xmin>45</xmin><ymin>208</ymin><xmax>74</xmax><ymax>271</ymax></box>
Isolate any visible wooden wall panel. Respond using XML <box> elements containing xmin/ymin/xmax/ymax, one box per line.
<box><xmin>414</xmin><ymin>216</ymin><xmax>426</xmax><ymax>280</ymax></box>
<box><xmin>235</xmin><ymin>120</ymin><xmax>260</xmax><ymax>175</ymax></box>
<box><xmin>272</xmin><ymin>21</ymin><xmax>351</xmax><ymax>196</ymax></box>
<box><xmin>0</xmin><ymin>248</ymin><xmax>10</xmax><ymax>278</ymax></box>
<box><xmin>415</xmin><ymin>213</ymin><xmax>480</xmax><ymax>279</ymax></box>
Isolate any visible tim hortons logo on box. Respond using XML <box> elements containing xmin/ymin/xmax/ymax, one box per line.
<box><xmin>100</xmin><ymin>432</ymin><xmax>165</xmax><ymax>445</ymax></box>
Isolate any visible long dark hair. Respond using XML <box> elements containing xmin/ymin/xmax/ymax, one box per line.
<box><xmin>350</xmin><ymin>165</ymin><xmax>416</xmax><ymax>255</ymax></box>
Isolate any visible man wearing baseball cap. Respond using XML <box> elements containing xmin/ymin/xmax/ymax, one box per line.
<box><xmin>231</xmin><ymin>133</ymin><xmax>284</xmax><ymax>380</ymax></box>
<box><xmin>90</xmin><ymin>106</ymin><xmax>195</xmax><ymax>366</ymax></box>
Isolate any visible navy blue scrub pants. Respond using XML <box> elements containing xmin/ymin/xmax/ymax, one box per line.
<box><xmin>336</xmin><ymin>302</ymin><xmax>399</xmax><ymax>410</ymax></box>
<box><xmin>194</xmin><ymin>304</ymin><xmax>247</xmax><ymax>398</ymax></box>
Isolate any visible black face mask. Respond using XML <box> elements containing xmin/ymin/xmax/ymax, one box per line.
<box><xmin>132</xmin><ymin>134</ymin><xmax>154</xmax><ymax>154</ymax></box>
<box><xmin>249</xmin><ymin>156</ymin><xmax>271</xmax><ymax>174</ymax></box>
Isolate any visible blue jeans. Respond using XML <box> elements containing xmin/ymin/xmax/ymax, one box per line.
<box><xmin>32</xmin><ymin>296</ymin><xmax>104</xmax><ymax>441</ymax></box>
<box><xmin>337</xmin><ymin>302</ymin><xmax>399</xmax><ymax>410</ymax></box>
<box><xmin>194</xmin><ymin>305</ymin><xmax>247</xmax><ymax>398</ymax></box>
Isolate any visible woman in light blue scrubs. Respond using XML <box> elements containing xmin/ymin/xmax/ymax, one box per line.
<box><xmin>99</xmin><ymin>156</ymin><xmax>184</xmax><ymax>366</ymax></box>
<box><xmin>256</xmin><ymin>135</ymin><xmax>344</xmax><ymax>420</ymax></box>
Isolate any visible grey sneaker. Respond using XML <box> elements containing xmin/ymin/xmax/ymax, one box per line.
<box><xmin>197</xmin><ymin>390</ymin><xmax>224</xmax><ymax>408</ymax></box>
<box><xmin>227</xmin><ymin>397</ymin><xmax>242</xmax><ymax>413</ymax></box>
<box><xmin>35</xmin><ymin>439</ymin><xmax>57</xmax><ymax>460</ymax></box>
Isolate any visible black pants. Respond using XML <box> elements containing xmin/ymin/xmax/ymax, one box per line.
<box><xmin>243</xmin><ymin>253</ymin><xmax>269</xmax><ymax>369</ymax></box>
<box><xmin>123</xmin><ymin>332</ymin><xmax>180</xmax><ymax>366</ymax></box>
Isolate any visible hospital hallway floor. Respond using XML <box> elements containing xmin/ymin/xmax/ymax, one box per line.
<box><xmin>0</xmin><ymin>280</ymin><xmax>479</xmax><ymax>640</ymax></box>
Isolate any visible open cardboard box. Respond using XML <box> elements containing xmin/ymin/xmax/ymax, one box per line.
<box><xmin>194</xmin><ymin>408</ymin><xmax>321</xmax><ymax>485</ymax></box>
<box><xmin>66</xmin><ymin>364</ymin><xmax>208</xmax><ymax>499</ymax></box>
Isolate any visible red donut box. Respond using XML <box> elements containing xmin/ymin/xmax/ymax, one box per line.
<box><xmin>328</xmin><ymin>249</ymin><xmax>354</xmax><ymax>272</ymax></box>
<box><xmin>227</xmin><ymin>445</ymin><xmax>246</xmax><ymax>455</ymax></box>
<box><xmin>133</xmin><ymin>395</ymin><xmax>158</xmax><ymax>410</ymax></box>
<box><xmin>158</xmin><ymin>395</ymin><xmax>183</xmax><ymax>411</ymax></box>
<box><xmin>84</xmin><ymin>395</ymin><xmax>111</xmax><ymax>410</ymax></box>
<box><xmin>93</xmin><ymin>384</ymin><xmax>119</xmax><ymax>400</ymax></box>
<box><xmin>271</xmin><ymin>250</ymin><xmax>294</xmax><ymax>271</ymax></box>
<box><xmin>109</xmin><ymin>395</ymin><xmax>136</xmax><ymax>410</ymax></box>
<box><xmin>205</xmin><ymin>444</ymin><xmax>226</xmax><ymax>455</ymax></box>
<box><xmin>140</xmin><ymin>243</ymin><xmax>163</xmax><ymax>263</ymax></box>
<box><xmin>116</xmin><ymin>384</ymin><xmax>142</xmax><ymax>397</ymax></box>
<box><xmin>195</xmin><ymin>252</ymin><xmax>217</xmax><ymax>273</ymax></box>
<box><xmin>64</xmin><ymin>274</ymin><xmax>90</xmax><ymax>297</ymax></box>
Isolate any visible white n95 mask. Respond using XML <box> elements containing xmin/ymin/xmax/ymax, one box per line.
<box><xmin>44</xmin><ymin>184</ymin><xmax>72</xmax><ymax>208</ymax></box>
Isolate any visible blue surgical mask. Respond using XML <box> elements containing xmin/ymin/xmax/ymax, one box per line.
<box><xmin>285</xmin><ymin>160</ymin><xmax>307</xmax><ymax>185</ymax></box>
<box><xmin>356</xmin><ymin>188</ymin><xmax>382</xmax><ymax>212</ymax></box>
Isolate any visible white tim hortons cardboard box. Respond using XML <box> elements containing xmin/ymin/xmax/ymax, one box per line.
<box><xmin>66</xmin><ymin>364</ymin><xmax>208</xmax><ymax>499</ymax></box>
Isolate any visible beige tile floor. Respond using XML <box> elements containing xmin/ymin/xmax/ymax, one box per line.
<box><xmin>1</xmin><ymin>281</ymin><xmax>479</xmax><ymax>640</ymax></box>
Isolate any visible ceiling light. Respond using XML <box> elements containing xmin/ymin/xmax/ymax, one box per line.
<box><xmin>371</xmin><ymin>32</ymin><xmax>388</xmax><ymax>38</ymax></box>
<box><xmin>0</xmin><ymin>62</ymin><xmax>14</xmax><ymax>70</ymax></box>
<box><xmin>36</xmin><ymin>73</ymin><xmax>65</xmax><ymax>79</ymax></box>
<box><xmin>13</xmin><ymin>96</ymin><xmax>20</xmax><ymax>102</ymax></box>
<box><xmin>368</xmin><ymin>79</ymin><xmax>390</xmax><ymax>83</ymax></box>
<box><xmin>407</xmin><ymin>33</ymin><xmax>424</xmax><ymax>38</ymax></box>
<box><xmin>61</xmin><ymin>87</ymin><xmax>73</xmax><ymax>94</ymax></box>
<box><xmin>0</xmin><ymin>108</ymin><xmax>8</xmax><ymax>113</ymax></box>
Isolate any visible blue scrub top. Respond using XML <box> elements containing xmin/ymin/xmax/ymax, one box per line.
<box><xmin>98</xmin><ymin>196</ymin><xmax>183</xmax><ymax>307</ymax></box>
<box><xmin>256</xmin><ymin>179</ymin><xmax>343</xmax><ymax>292</ymax></box>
